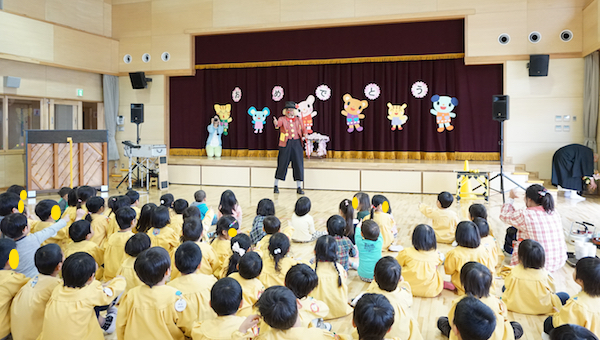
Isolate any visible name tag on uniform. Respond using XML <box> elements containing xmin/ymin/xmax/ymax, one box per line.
<box><xmin>175</xmin><ymin>291</ymin><xmax>187</xmax><ymax>312</ymax></box>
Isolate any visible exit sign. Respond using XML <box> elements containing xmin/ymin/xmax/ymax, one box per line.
<box><xmin>77</xmin><ymin>89</ymin><xmax>83</xmax><ymax>97</ymax></box>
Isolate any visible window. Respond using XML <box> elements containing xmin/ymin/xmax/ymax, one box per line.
<box><xmin>7</xmin><ymin>98</ymin><xmax>41</xmax><ymax>150</ymax></box>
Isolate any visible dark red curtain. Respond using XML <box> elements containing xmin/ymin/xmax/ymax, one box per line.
<box><xmin>169</xmin><ymin>59</ymin><xmax>502</xmax><ymax>154</ymax></box>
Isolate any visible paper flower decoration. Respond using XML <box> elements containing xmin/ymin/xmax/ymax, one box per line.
<box><xmin>232</xmin><ymin>87</ymin><xmax>242</xmax><ymax>102</ymax></box>
<box><xmin>272</xmin><ymin>86</ymin><xmax>284</xmax><ymax>101</ymax></box>
<box><xmin>316</xmin><ymin>84</ymin><xmax>331</xmax><ymax>101</ymax></box>
<box><xmin>364</xmin><ymin>83</ymin><xmax>380</xmax><ymax>100</ymax></box>
<box><xmin>411</xmin><ymin>81</ymin><xmax>428</xmax><ymax>98</ymax></box>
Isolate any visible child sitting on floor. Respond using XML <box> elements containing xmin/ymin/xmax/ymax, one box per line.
<box><xmin>217</xmin><ymin>190</ymin><xmax>242</xmax><ymax>226</ymax></box>
<box><xmin>228</xmin><ymin>251</ymin><xmax>264</xmax><ymax>317</ymax></box>
<box><xmin>211</xmin><ymin>216</ymin><xmax>239</xmax><ymax>277</ymax></box>
<box><xmin>473</xmin><ymin>217</ymin><xmax>498</xmax><ymax>275</ymax></box>
<box><xmin>419</xmin><ymin>191</ymin><xmax>459</xmax><ymax>244</ymax></box>
<box><xmin>259</xmin><ymin>233</ymin><xmax>298</xmax><ymax>288</ymax></box>
<box><xmin>396</xmin><ymin>224</ymin><xmax>443</xmax><ymax>297</ymax></box>
<box><xmin>452</xmin><ymin>296</ymin><xmax>497</xmax><ymax>340</ymax></box>
<box><xmin>355</xmin><ymin>220</ymin><xmax>383</xmax><ymax>282</ymax></box>
<box><xmin>220</xmin><ymin>233</ymin><xmax>252</xmax><ymax>279</ymax></box>
<box><xmin>256</xmin><ymin>216</ymin><xmax>283</xmax><ymax>255</ymax></box>
<box><xmin>250</xmin><ymin>198</ymin><xmax>275</xmax><ymax>244</ymax></box>
<box><xmin>64</xmin><ymin>220</ymin><xmax>104</xmax><ymax>279</ymax></box>
<box><xmin>353</xmin><ymin>192</ymin><xmax>370</xmax><ymax>222</ymax></box>
<box><xmin>31</xmin><ymin>199</ymin><xmax>71</xmax><ymax>251</ymax></box>
<box><xmin>147</xmin><ymin>206</ymin><xmax>179</xmax><ymax>255</ymax></box>
<box><xmin>284</xmin><ymin>264</ymin><xmax>329</xmax><ymax>329</ymax></box>
<box><xmin>363</xmin><ymin>195</ymin><xmax>397</xmax><ymax>250</ymax></box>
<box><xmin>0</xmin><ymin>238</ymin><xmax>29</xmax><ymax>340</ymax></box>
<box><xmin>326</xmin><ymin>215</ymin><xmax>356</xmax><ymax>271</ymax></box>
<box><xmin>117</xmin><ymin>233</ymin><xmax>151</xmax><ymax>293</ymax></box>
<box><xmin>291</xmin><ymin>197</ymin><xmax>318</xmax><ymax>243</ymax></box>
<box><xmin>352</xmin><ymin>293</ymin><xmax>395</xmax><ymax>340</ymax></box>
<box><xmin>104</xmin><ymin>207</ymin><xmax>136</xmax><ymax>281</ymax></box>
<box><xmin>168</xmin><ymin>199</ymin><xmax>189</xmax><ymax>236</ymax></box>
<box><xmin>339</xmin><ymin>199</ymin><xmax>356</xmax><ymax>244</ymax></box>
<box><xmin>85</xmin><ymin>196</ymin><xmax>108</xmax><ymax>248</ymax></box>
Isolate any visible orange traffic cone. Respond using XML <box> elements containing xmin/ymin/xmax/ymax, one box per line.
<box><xmin>459</xmin><ymin>160</ymin><xmax>477</xmax><ymax>199</ymax></box>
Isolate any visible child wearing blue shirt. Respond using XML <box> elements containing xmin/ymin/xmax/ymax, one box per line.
<box><xmin>355</xmin><ymin>220</ymin><xmax>383</xmax><ymax>282</ymax></box>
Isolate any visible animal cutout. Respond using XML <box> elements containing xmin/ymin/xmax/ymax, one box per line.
<box><xmin>297</xmin><ymin>95</ymin><xmax>317</xmax><ymax>134</ymax></box>
<box><xmin>248</xmin><ymin>106</ymin><xmax>270</xmax><ymax>133</ymax></box>
<box><xmin>386</xmin><ymin>103</ymin><xmax>408</xmax><ymax>131</ymax></box>
<box><xmin>430</xmin><ymin>95</ymin><xmax>458</xmax><ymax>132</ymax></box>
<box><xmin>341</xmin><ymin>93</ymin><xmax>369</xmax><ymax>133</ymax></box>
<box><xmin>214</xmin><ymin>104</ymin><xmax>232</xmax><ymax>136</ymax></box>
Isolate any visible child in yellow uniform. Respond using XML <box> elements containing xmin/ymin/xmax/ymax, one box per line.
<box><xmin>147</xmin><ymin>206</ymin><xmax>179</xmax><ymax>255</ymax></box>
<box><xmin>396</xmin><ymin>224</ymin><xmax>443</xmax><ymax>297</ymax></box>
<box><xmin>229</xmin><ymin>252</ymin><xmax>264</xmax><ymax>317</ymax></box>
<box><xmin>211</xmin><ymin>216</ymin><xmax>239</xmax><ymax>276</ymax></box>
<box><xmin>451</xmin><ymin>296</ymin><xmax>498</xmax><ymax>340</ymax></box>
<box><xmin>10</xmin><ymin>244</ymin><xmax>63</xmax><ymax>340</ymax></box>
<box><xmin>168</xmin><ymin>199</ymin><xmax>188</xmax><ymax>237</ymax></box>
<box><xmin>256</xmin><ymin>216</ymin><xmax>293</xmax><ymax>255</ymax></box>
<box><xmin>116</xmin><ymin>233</ymin><xmax>151</xmax><ymax>294</ymax></box>
<box><xmin>125</xmin><ymin>190</ymin><xmax>141</xmax><ymax>220</ymax></box>
<box><xmin>105</xmin><ymin>196</ymin><xmax>133</xmax><ymax>238</ymax></box>
<box><xmin>310</xmin><ymin>235</ymin><xmax>352</xmax><ymax>319</ymax></box>
<box><xmin>473</xmin><ymin>218</ymin><xmax>499</xmax><ymax>274</ymax></box>
<box><xmin>438</xmin><ymin>262</ymin><xmax>522</xmax><ymax>340</ymax></box>
<box><xmin>134</xmin><ymin>203</ymin><xmax>156</xmax><ymax>234</ymax></box>
<box><xmin>104</xmin><ymin>207</ymin><xmax>136</xmax><ymax>281</ymax></box>
<box><xmin>444</xmin><ymin>221</ymin><xmax>493</xmax><ymax>295</ymax></box>
<box><xmin>160</xmin><ymin>193</ymin><xmax>176</xmax><ymax>219</ymax></box>
<box><xmin>0</xmin><ymin>239</ymin><xmax>29</xmax><ymax>340</ymax></box>
<box><xmin>171</xmin><ymin>218</ymin><xmax>218</xmax><ymax>279</ymax></box>
<box><xmin>191</xmin><ymin>277</ymin><xmax>251</xmax><ymax>340</ymax></box>
<box><xmin>502</xmin><ymin>239</ymin><xmax>567</xmax><ymax>315</ymax></box>
<box><xmin>219</xmin><ymin>234</ymin><xmax>252</xmax><ymax>279</ymax></box>
<box><xmin>258</xmin><ymin>233</ymin><xmax>298</xmax><ymax>288</ymax></box>
<box><xmin>362</xmin><ymin>195</ymin><xmax>396</xmax><ymax>249</ymax></box>
<box><xmin>359</xmin><ymin>257</ymin><xmax>423</xmax><ymax>340</ymax></box>
<box><xmin>168</xmin><ymin>242</ymin><xmax>218</xmax><ymax>326</ymax></box>
<box><xmin>247</xmin><ymin>286</ymin><xmax>339</xmax><ymax>340</ymax></box>
<box><xmin>544</xmin><ymin>257</ymin><xmax>600</xmax><ymax>336</ymax></box>
<box><xmin>86</xmin><ymin>196</ymin><xmax>108</xmax><ymax>248</ymax></box>
<box><xmin>116</xmin><ymin>247</ymin><xmax>195</xmax><ymax>340</ymax></box>
<box><xmin>33</xmin><ymin>199</ymin><xmax>71</xmax><ymax>251</ymax></box>
<box><xmin>64</xmin><ymin>220</ymin><xmax>105</xmax><ymax>280</ymax></box>
<box><xmin>419</xmin><ymin>191</ymin><xmax>459</xmax><ymax>244</ymax></box>
<box><xmin>352</xmin><ymin>293</ymin><xmax>400</xmax><ymax>340</ymax></box>
<box><xmin>39</xmin><ymin>252</ymin><xmax>125</xmax><ymax>340</ymax></box>
<box><xmin>284</xmin><ymin>264</ymin><xmax>329</xmax><ymax>327</ymax></box>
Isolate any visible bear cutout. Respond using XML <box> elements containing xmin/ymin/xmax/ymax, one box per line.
<box><xmin>214</xmin><ymin>104</ymin><xmax>232</xmax><ymax>136</ymax></box>
<box><xmin>248</xmin><ymin>106</ymin><xmax>270</xmax><ymax>133</ymax></box>
<box><xmin>387</xmin><ymin>103</ymin><xmax>408</xmax><ymax>131</ymax></box>
<box><xmin>430</xmin><ymin>95</ymin><xmax>458</xmax><ymax>132</ymax></box>
<box><xmin>341</xmin><ymin>93</ymin><xmax>369</xmax><ymax>133</ymax></box>
<box><xmin>297</xmin><ymin>95</ymin><xmax>317</xmax><ymax>134</ymax></box>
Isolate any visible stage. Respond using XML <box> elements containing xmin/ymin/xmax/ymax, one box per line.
<box><xmin>168</xmin><ymin>156</ymin><xmax>528</xmax><ymax>194</ymax></box>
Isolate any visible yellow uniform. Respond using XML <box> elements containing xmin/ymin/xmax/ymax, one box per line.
<box><xmin>298</xmin><ymin>296</ymin><xmax>329</xmax><ymax>326</ymax></box>
<box><xmin>171</xmin><ymin>241</ymin><xmax>218</xmax><ymax>280</ymax></box>
<box><xmin>0</xmin><ymin>271</ymin><xmax>29</xmax><ymax>338</ymax></box>
<box><xmin>444</xmin><ymin>246</ymin><xmax>493</xmax><ymax>295</ymax></box>
<box><xmin>396</xmin><ymin>247</ymin><xmax>443</xmax><ymax>297</ymax></box>
<box><xmin>259</xmin><ymin>255</ymin><xmax>298</xmax><ymax>288</ymax></box>
<box><xmin>211</xmin><ymin>238</ymin><xmax>233</xmax><ymax>277</ymax></box>
<box><xmin>502</xmin><ymin>264</ymin><xmax>561</xmax><ymax>315</ymax></box>
<box><xmin>168</xmin><ymin>214</ymin><xmax>184</xmax><ymax>237</ymax></box>
<box><xmin>481</xmin><ymin>235</ymin><xmax>499</xmax><ymax>272</ymax></box>
<box><xmin>362</xmin><ymin>282</ymin><xmax>423</xmax><ymax>340</ymax></box>
<box><xmin>148</xmin><ymin>227</ymin><xmax>180</xmax><ymax>255</ymax></box>
<box><xmin>552</xmin><ymin>291</ymin><xmax>600</xmax><ymax>335</ymax></box>
<box><xmin>10</xmin><ymin>275</ymin><xmax>61</xmax><ymax>340</ymax></box>
<box><xmin>256</xmin><ymin>234</ymin><xmax>273</xmax><ymax>256</ymax></box>
<box><xmin>253</xmin><ymin>327</ymin><xmax>339</xmax><ymax>340</ymax></box>
<box><xmin>363</xmin><ymin>211</ymin><xmax>396</xmax><ymax>249</ymax></box>
<box><xmin>104</xmin><ymin>230</ymin><xmax>134</xmax><ymax>281</ymax></box>
<box><xmin>31</xmin><ymin>220</ymin><xmax>71</xmax><ymax>251</ymax></box>
<box><xmin>89</xmin><ymin>213</ymin><xmax>109</xmax><ymax>248</ymax></box>
<box><xmin>116</xmin><ymin>255</ymin><xmax>143</xmax><ymax>294</ymax></box>
<box><xmin>448</xmin><ymin>295</ymin><xmax>515</xmax><ymax>340</ymax></box>
<box><xmin>228</xmin><ymin>272</ymin><xmax>264</xmax><ymax>317</ymax></box>
<box><xmin>64</xmin><ymin>240</ymin><xmax>105</xmax><ymax>280</ymax></box>
<box><xmin>116</xmin><ymin>284</ymin><xmax>195</xmax><ymax>340</ymax></box>
<box><xmin>38</xmin><ymin>278</ymin><xmax>125</xmax><ymax>340</ymax></box>
<box><xmin>191</xmin><ymin>315</ymin><xmax>247</xmax><ymax>340</ymax></box>
<box><xmin>310</xmin><ymin>262</ymin><xmax>352</xmax><ymax>319</ymax></box>
<box><xmin>132</xmin><ymin>206</ymin><xmax>141</xmax><ymax>219</ymax></box>
<box><xmin>167</xmin><ymin>273</ymin><xmax>218</xmax><ymax>326</ymax></box>
<box><xmin>418</xmin><ymin>204</ymin><xmax>459</xmax><ymax>244</ymax></box>
<box><xmin>106</xmin><ymin>214</ymin><xmax>120</xmax><ymax>238</ymax></box>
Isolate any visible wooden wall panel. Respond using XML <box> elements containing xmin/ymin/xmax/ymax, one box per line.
<box><xmin>45</xmin><ymin>0</ymin><xmax>105</xmax><ymax>36</ymax></box>
<box><xmin>0</xmin><ymin>60</ymin><xmax>48</xmax><ymax>97</ymax></box>
<box><xmin>151</xmin><ymin>0</ymin><xmax>212</xmax><ymax>35</ymax></box>
<box><xmin>466</xmin><ymin>11</ymin><xmax>528</xmax><ymax>57</ymax></box>
<box><xmin>118</xmin><ymin>36</ymin><xmax>153</xmax><ymax>73</ymax></box>
<box><xmin>151</xmin><ymin>34</ymin><xmax>192</xmax><ymax>71</ymax></box>
<box><xmin>3</xmin><ymin>0</ymin><xmax>47</xmax><ymax>20</ymax></box>
<box><xmin>168</xmin><ymin>165</ymin><xmax>201</xmax><ymax>185</ymax></box>
<box><xmin>354</xmin><ymin>0</ymin><xmax>436</xmax><ymax>18</ymax></box>
<box><xmin>104</xmin><ymin>3</ymin><xmax>113</xmax><ymax>37</ymax></box>
<box><xmin>583</xmin><ymin>0</ymin><xmax>600</xmax><ymax>56</ymax></box>
<box><xmin>53</xmin><ymin>26</ymin><xmax>118</xmax><ymax>74</ymax></box>
<box><xmin>212</xmin><ymin>0</ymin><xmax>280</xmax><ymax>28</ymax></box>
<box><xmin>112</xmin><ymin>2</ymin><xmax>152</xmax><ymax>38</ymax></box>
<box><xmin>527</xmin><ymin>7</ymin><xmax>583</xmax><ymax>54</ymax></box>
<box><xmin>438</xmin><ymin>0</ymin><xmax>527</xmax><ymax>13</ymax></box>
<box><xmin>280</xmin><ymin>0</ymin><xmax>355</xmax><ymax>22</ymax></box>
<box><xmin>0</xmin><ymin>12</ymin><xmax>54</xmax><ymax>62</ymax></box>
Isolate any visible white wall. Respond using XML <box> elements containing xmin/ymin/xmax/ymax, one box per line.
<box><xmin>505</xmin><ymin>58</ymin><xmax>585</xmax><ymax>179</ymax></box>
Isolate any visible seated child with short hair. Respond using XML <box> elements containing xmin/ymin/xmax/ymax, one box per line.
<box><xmin>191</xmin><ymin>277</ymin><xmax>253</xmax><ymax>340</ymax></box>
<box><xmin>10</xmin><ymin>244</ymin><xmax>63</xmax><ymax>340</ymax></box>
<box><xmin>1</xmin><ymin>212</ymin><xmax>72</xmax><ymax>278</ymax></box>
<box><xmin>168</xmin><ymin>199</ymin><xmax>189</xmax><ymax>236</ymax></box>
<box><xmin>502</xmin><ymin>239</ymin><xmax>568</xmax><ymax>315</ymax></box>
<box><xmin>256</xmin><ymin>216</ymin><xmax>282</xmax><ymax>254</ymax></box>
<box><xmin>291</xmin><ymin>197</ymin><xmax>319</xmax><ymax>243</ymax></box>
<box><xmin>310</xmin><ymin>235</ymin><xmax>352</xmax><ymax>319</ymax></box>
<box><xmin>469</xmin><ymin>203</ymin><xmax>488</xmax><ymax>221</ymax></box>
<box><xmin>86</xmin><ymin>196</ymin><xmax>108</xmax><ymax>248</ymax></box>
<box><xmin>64</xmin><ymin>220</ymin><xmax>104</xmax><ymax>279</ymax></box>
<box><xmin>192</xmin><ymin>190</ymin><xmax>216</xmax><ymax>229</ymax></box>
<box><xmin>438</xmin><ymin>262</ymin><xmax>523</xmax><ymax>340</ymax></box>
<box><xmin>117</xmin><ymin>247</ymin><xmax>195</xmax><ymax>339</ymax></box>
<box><xmin>57</xmin><ymin>187</ymin><xmax>71</xmax><ymax>215</ymax></box>
<box><xmin>544</xmin><ymin>257</ymin><xmax>600</xmax><ymax>336</ymax></box>
<box><xmin>147</xmin><ymin>206</ymin><xmax>179</xmax><ymax>255</ymax></box>
<box><xmin>252</xmin><ymin>286</ymin><xmax>339</xmax><ymax>339</ymax></box>
<box><xmin>168</xmin><ymin>241</ymin><xmax>218</xmax><ymax>323</ymax></box>
<box><xmin>0</xmin><ymin>238</ymin><xmax>29</xmax><ymax>340</ymax></box>
<box><xmin>452</xmin><ymin>296</ymin><xmax>497</xmax><ymax>340</ymax></box>
<box><xmin>360</xmin><ymin>256</ymin><xmax>423</xmax><ymax>340</ymax></box>
<box><xmin>32</xmin><ymin>199</ymin><xmax>71</xmax><ymax>250</ymax></box>
<box><xmin>284</xmin><ymin>264</ymin><xmax>329</xmax><ymax>329</ymax></box>
<box><xmin>259</xmin><ymin>233</ymin><xmax>298</xmax><ymax>288</ymax></box>
<box><xmin>106</xmin><ymin>196</ymin><xmax>133</xmax><ymax>237</ymax></box>
<box><xmin>326</xmin><ymin>215</ymin><xmax>357</xmax><ymax>271</ymax></box>
<box><xmin>396</xmin><ymin>224</ymin><xmax>443</xmax><ymax>297</ymax></box>
<box><xmin>125</xmin><ymin>190</ymin><xmax>140</xmax><ymax>216</ymax></box>
<box><xmin>473</xmin><ymin>217</ymin><xmax>498</xmax><ymax>273</ymax></box>
<box><xmin>117</xmin><ymin>233</ymin><xmax>151</xmax><ymax>293</ymax></box>
<box><xmin>228</xmin><ymin>251</ymin><xmax>264</xmax><ymax>317</ymax></box>
<box><xmin>211</xmin><ymin>216</ymin><xmax>239</xmax><ymax>276</ymax></box>
<box><xmin>39</xmin><ymin>252</ymin><xmax>125</xmax><ymax>340</ymax></box>
<box><xmin>104</xmin><ymin>207</ymin><xmax>136</xmax><ymax>281</ymax></box>
<box><xmin>173</xmin><ymin>217</ymin><xmax>217</xmax><ymax>277</ymax></box>
<box><xmin>352</xmin><ymin>293</ymin><xmax>395</xmax><ymax>340</ymax></box>
<box><xmin>355</xmin><ymin>220</ymin><xmax>383</xmax><ymax>282</ymax></box>
<box><xmin>250</xmin><ymin>199</ymin><xmax>275</xmax><ymax>245</ymax></box>
<box><xmin>419</xmin><ymin>191</ymin><xmax>459</xmax><ymax>244</ymax></box>
<box><xmin>549</xmin><ymin>324</ymin><xmax>598</xmax><ymax>340</ymax></box>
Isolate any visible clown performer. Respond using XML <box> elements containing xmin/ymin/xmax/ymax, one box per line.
<box><xmin>273</xmin><ymin>101</ymin><xmax>307</xmax><ymax>194</ymax></box>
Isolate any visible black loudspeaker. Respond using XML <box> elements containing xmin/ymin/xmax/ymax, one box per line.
<box><xmin>529</xmin><ymin>55</ymin><xmax>549</xmax><ymax>76</ymax></box>
<box><xmin>129</xmin><ymin>72</ymin><xmax>152</xmax><ymax>89</ymax></box>
<box><xmin>492</xmin><ymin>95</ymin><xmax>509</xmax><ymax>122</ymax></box>
<box><xmin>131</xmin><ymin>104</ymin><xmax>144</xmax><ymax>124</ymax></box>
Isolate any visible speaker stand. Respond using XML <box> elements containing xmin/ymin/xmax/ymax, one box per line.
<box><xmin>487</xmin><ymin>119</ymin><xmax>524</xmax><ymax>203</ymax></box>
